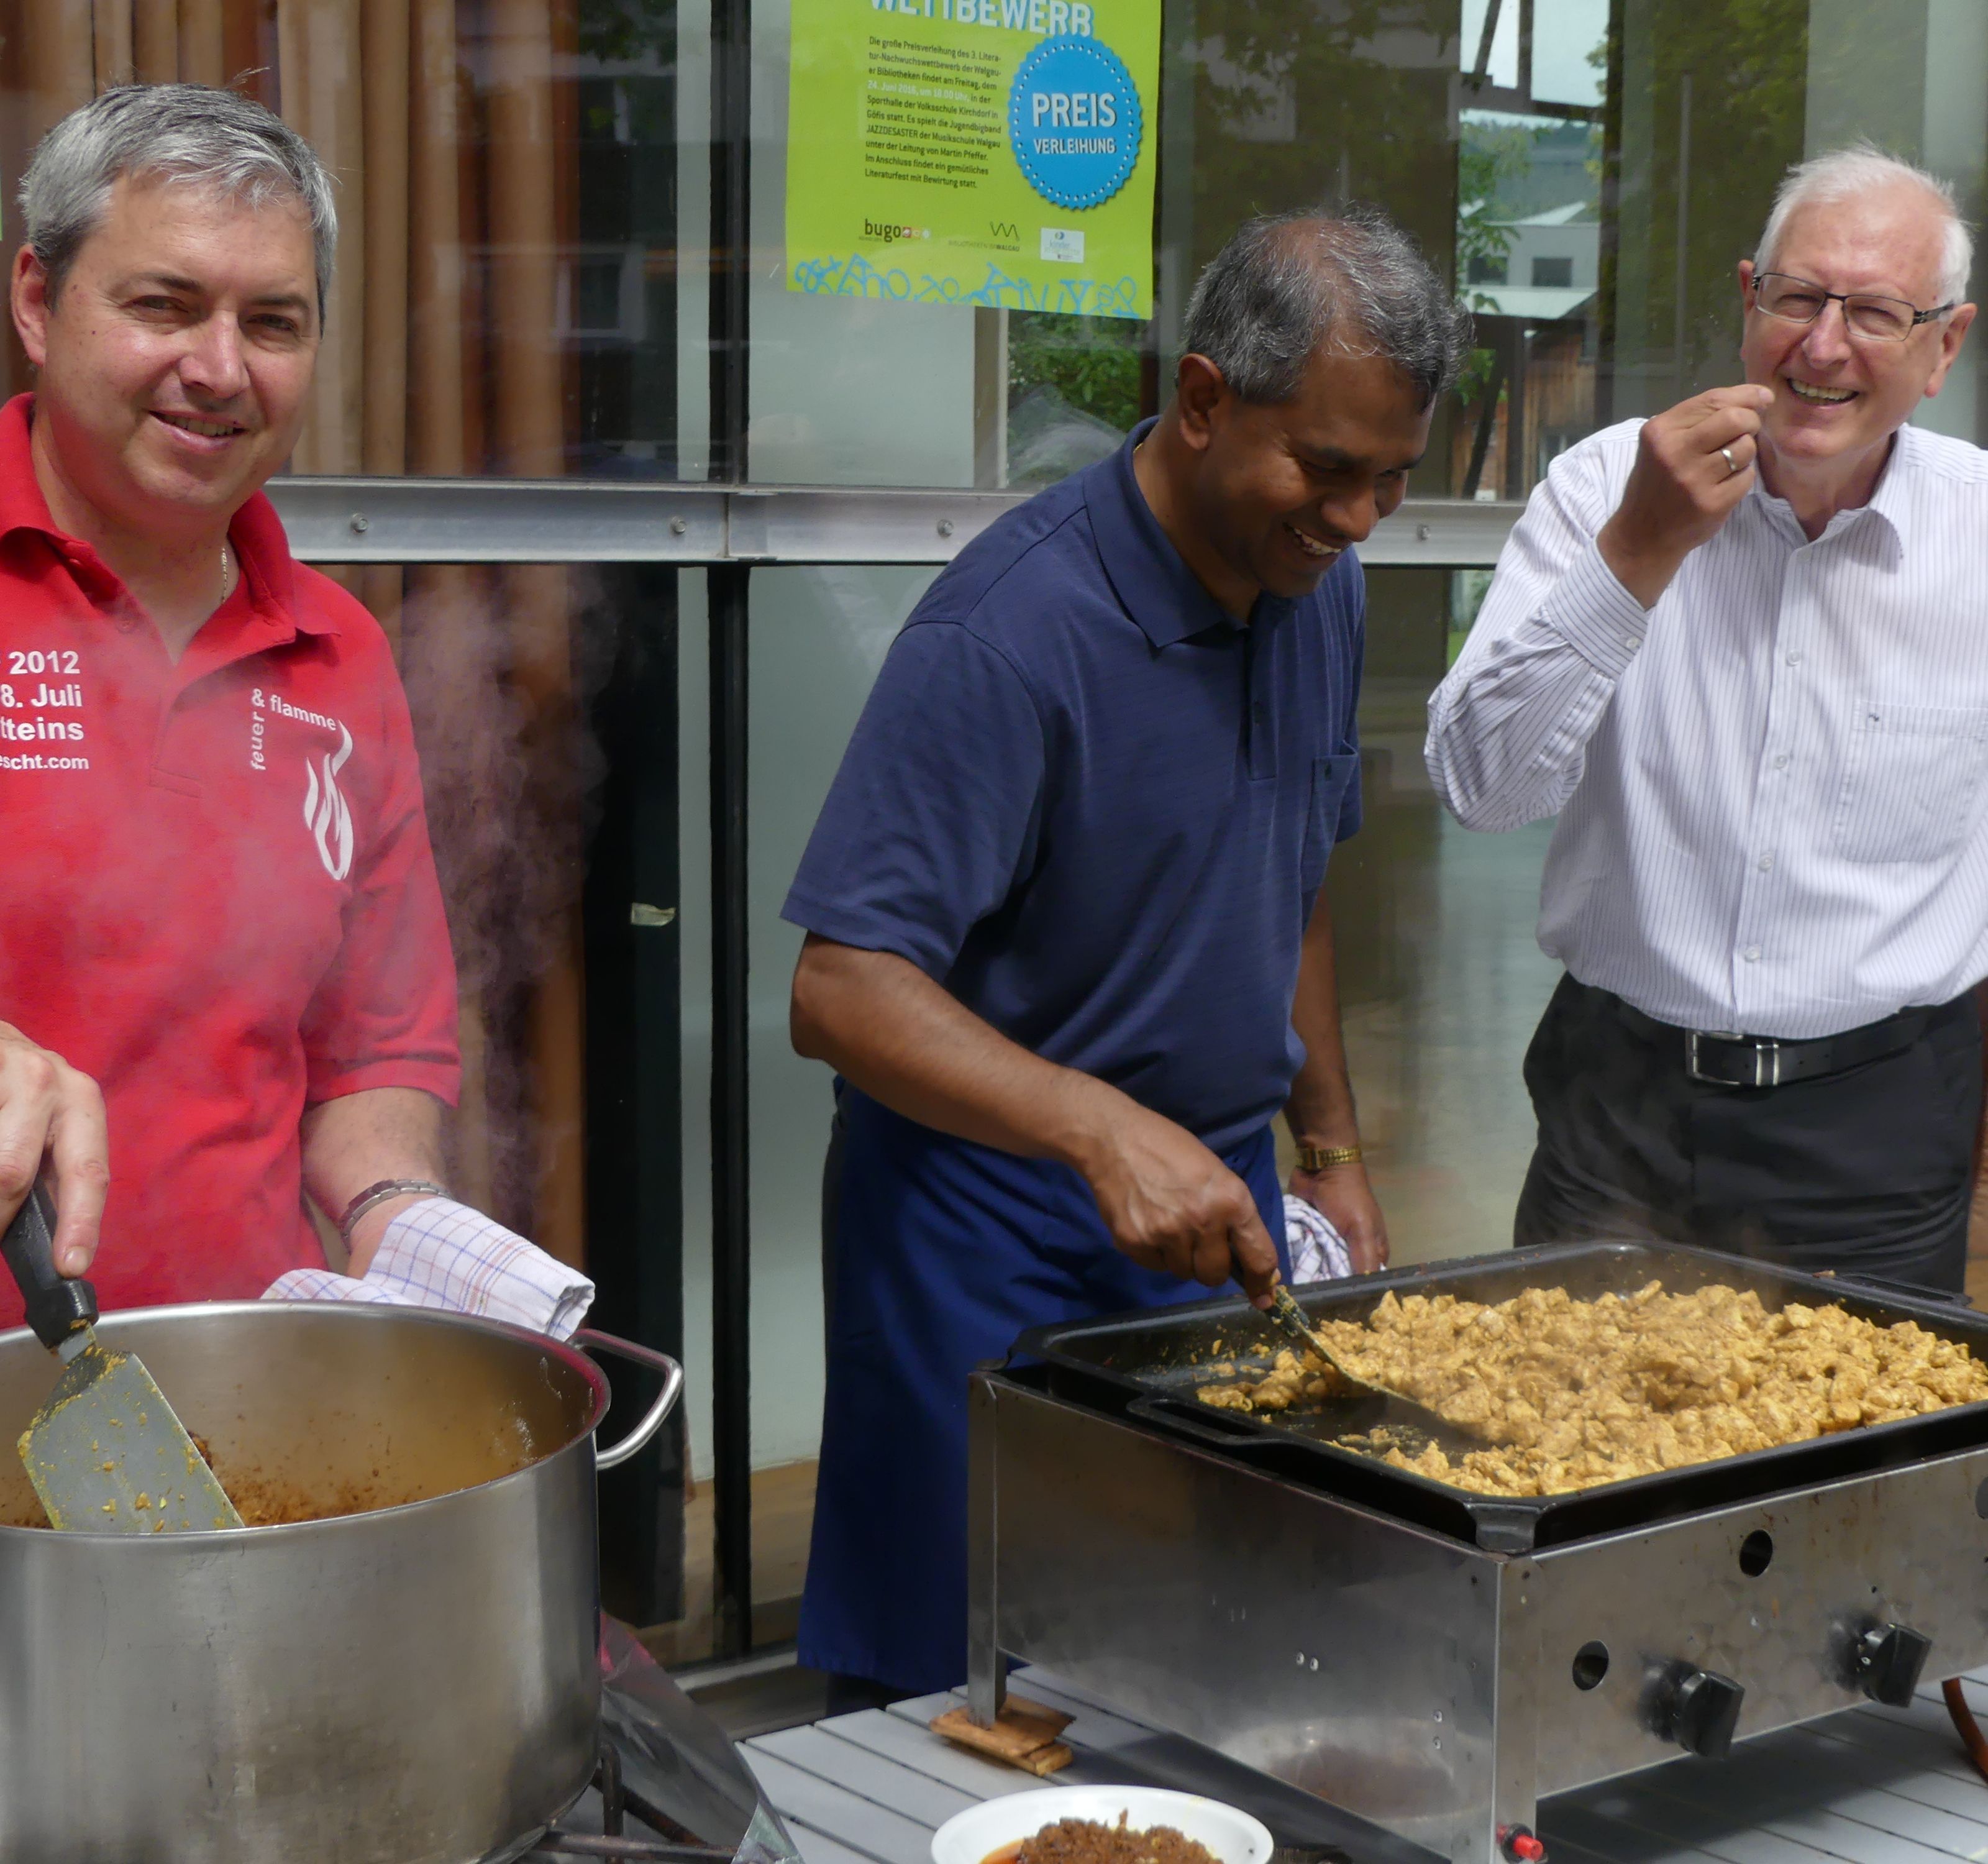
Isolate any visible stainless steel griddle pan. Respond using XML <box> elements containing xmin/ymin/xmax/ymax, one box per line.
<box><xmin>1011</xmin><ymin>1239</ymin><xmax>1988</xmax><ymax>1552</ymax></box>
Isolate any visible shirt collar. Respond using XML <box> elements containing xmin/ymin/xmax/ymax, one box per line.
<box><xmin>1860</xmin><ymin>423</ymin><xmax>1920</xmax><ymax>556</ymax></box>
<box><xmin>0</xmin><ymin>391</ymin><xmax>330</xmax><ymax>637</ymax></box>
<box><xmin>1747</xmin><ymin>420</ymin><xmax>1916</xmax><ymax>562</ymax></box>
<box><xmin>1085</xmin><ymin>417</ymin><xmax>1295</xmax><ymax>646</ymax></box>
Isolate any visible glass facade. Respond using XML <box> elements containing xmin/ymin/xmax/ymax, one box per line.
<box><xmin>4</xmin><ymin>0</ymin><xmax>1987</xmax><ymax>1660</ymax></box>
<box><xmin>8</xmin><ymin>2</ymin><xmax>1979</xmax><ymax>484</ymax></box>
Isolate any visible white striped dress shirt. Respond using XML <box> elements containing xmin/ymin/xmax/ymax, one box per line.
<box><xmin>1425</xmin><ymin>416</ymin><xmax>1988</xmax><ymax>1039</ymax></box>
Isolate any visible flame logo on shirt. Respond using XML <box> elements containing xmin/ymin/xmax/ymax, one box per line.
<box><xmin>303</xmin><ymin>724</ymin><xmax>355</xmax><ymax>882</ymax></box>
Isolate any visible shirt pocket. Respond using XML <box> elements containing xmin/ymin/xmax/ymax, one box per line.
<box><xmin>1300</xmin><ymin>752</ymin><xmax>1360</xmax><ymax>896</ymax></box>
<box><xmin>1833</xmin><ymin>700</ymin><xmax>1988</xmax><ymax>864</ymax></box>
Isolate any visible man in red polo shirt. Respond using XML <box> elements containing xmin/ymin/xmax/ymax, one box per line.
<box><xmin>0</xmin><ymin>83</ymin><xmax>460</xmax><ymax>1321</ymax></box>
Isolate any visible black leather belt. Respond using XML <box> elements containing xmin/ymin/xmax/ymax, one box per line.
<box><xmin>1615</xmin><ymin>999</ymin><xmax>1936</xmax><ymax>1090</ymax></box>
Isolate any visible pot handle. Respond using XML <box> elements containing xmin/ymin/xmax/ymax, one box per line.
<box><xmin>575</xmin><ymin>1330</ymin><xmax>684</xmax><ymax>1471</ymax></box>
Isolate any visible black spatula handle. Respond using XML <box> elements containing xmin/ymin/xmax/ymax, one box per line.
<box><xmin>2</xmin><ymin>1177</ymin><xmax>97</xmax><ymax>1351</ymax></box>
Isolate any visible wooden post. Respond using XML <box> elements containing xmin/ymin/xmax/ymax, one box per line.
<box><xmin>9</xmin><ymin>0</ymin><xmax>93</xmax><ymax>398</ymax></box>
<box><xmin>96</xmin><ymin>1</ymin><xmax>137</xmax><ymax>88</ymax></box>
<box><xmin>407</xmin><ymin>0</ymin><xmax>464</xmax><ymax>476</ymax></box>
<box><xmin>276</xmin><ymin>0</ymin><xmax>364</xmax><ymax>472</ymax></box>
<box><xmin>361</xmin><ymin>0</ymin><xmax>409</xmax><ymax>477</ymax></box>
<box><xmin>178</xmin><ymin>0</ymin><xmax>226</xmax><ymax>83</ymax></box>
<box><xmin>132</xmin><ymin>0</ymin><xmax>178</xmax><ymax>83</ymax></box>
<box><xmin>350</xmin><ymin>0</ymin><xmax>411</xmax><ymax>654</ymax></box>
<box><xmin>23</xmin><ymin>0</ymin><xmax>95</xmax><ymax>122</ymax></box>
<box><xmin>399</xmin><ymin>0</ymin><xmax>502</xmax><ymax>1215</ymax></box>
<box><xmin>486</xmin><ymin>0</ymin><xmax>583</xmax><ymax>1266</ymax></box>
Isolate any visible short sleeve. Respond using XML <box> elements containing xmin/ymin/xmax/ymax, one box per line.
<box><xmin>299</xmin><ymin>668</ymin><xmax>461</xmax><ymax>1106</ymax></box>
<box><xmin>783</xmin><ymin>620</ymin><xmax>1046</xmax><ymax>978</ymax></box>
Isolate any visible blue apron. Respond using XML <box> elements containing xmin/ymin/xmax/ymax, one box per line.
<box><xmin>796</xmin><ymin>1084</ymin><xmax>1290</xmax><ymax>1694</ymax></box>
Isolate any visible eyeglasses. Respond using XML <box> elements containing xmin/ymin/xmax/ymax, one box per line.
<box><xmin>1751</xmin><ymin>270</ymin><xmax>1954</xmax><ymax>343</ymax></box>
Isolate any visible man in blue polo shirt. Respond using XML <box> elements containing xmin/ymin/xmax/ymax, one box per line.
<box><xmin>783</xmin><ymin>205</ymin><xmax>1469</xmax><ymax>1701</ymax></box>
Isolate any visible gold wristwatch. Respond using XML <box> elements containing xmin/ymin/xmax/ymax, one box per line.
<box><xmin>1295</xmin><ymin>1143</ymin><xmax>1364</xmax><ymax>1172</ymax></box>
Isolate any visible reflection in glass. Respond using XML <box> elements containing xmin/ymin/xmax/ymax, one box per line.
<box><xmin>0</xmin><ymin>0</ymin><xmax>690</xmax><ymax>480</ymax></box>
<box><xmin>1527</xmin><ymin>0</ymin><xmax>1607</xmax><ymax>109</ymax></box>
<box><xmin>1152</xmin><ymin>1</ymin><xmax>1463</xmax><ymax>495</ymax></box>
<box><xmin>1460</xmin><ymin>0</ymin><xmax>1521</xmax><ymax>93</ymax></box>
<box><xmin>1448</xmin><ymin>0</ymin><xmax>1988</xmax><ymax>501</ymax></box>
<box><xmin>331</xmin><ymin>559</ymin><xmax>703</xmax><ymax>1652</ymax></box>
<box><xmin>1454</xmin><ymin>109</ymin><xmax>1601</xmax><ymax>500</ymax></box>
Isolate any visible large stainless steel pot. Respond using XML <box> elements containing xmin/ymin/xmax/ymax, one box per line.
<box><xmin>0</xmin><ymin>1300</ymin><xmax>680</xmax><ymax>1864</ymax></box>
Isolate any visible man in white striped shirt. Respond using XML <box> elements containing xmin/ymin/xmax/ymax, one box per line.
<box><xmin>1427</xmin><ymin>145</ymin><xmax>1986</xmax><ymax>1291</ymax></box>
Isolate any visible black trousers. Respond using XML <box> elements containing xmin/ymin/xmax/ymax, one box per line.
<box><xmin>1513</xmin><ymin>977</ymin><xmax>1981</xmax><ymax>1294</ymax></box>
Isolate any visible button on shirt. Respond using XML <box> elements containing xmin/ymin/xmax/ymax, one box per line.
<box><xmin>1426</xmin><ymin>416</ymin><xmax>1988</xmax><ymax>1038</ymax></box>
<box><xmin>0</xmin><ymin>395</ymin><xmax>460</xmax><ymax>1325</ymax></box>
<box><xmin>783</xmin><ymin>423</ymin><xmax>1364</xmax><ymax>1151</ymax></box>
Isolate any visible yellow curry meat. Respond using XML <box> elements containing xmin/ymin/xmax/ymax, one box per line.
<box><xmin>1194</xmin><ymin>1281</ymin><xmax>1988</xmax><ymax>1497</ymax></box>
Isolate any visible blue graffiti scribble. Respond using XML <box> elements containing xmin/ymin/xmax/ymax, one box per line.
<box><xmin>791</xmin><ymin>255</ymin><xmax>1142</xmax><ymax>320</ymax></box>
<box><xmin>791</xmin><ymin>254</ymin><xmax>916</xmax><ymax>299</ymax></box>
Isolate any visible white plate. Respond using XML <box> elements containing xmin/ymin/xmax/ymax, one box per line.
<box><xmin>929</xmin><ymin>1784</ymin><xmax>1275</xmax><ymax>1864</ymax></box>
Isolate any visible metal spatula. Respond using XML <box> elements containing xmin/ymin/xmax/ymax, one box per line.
<box><xmin>4</xmin><ymin>1179</ymin><xmax>242</xmax><ymax>1533</ymax></box>
<box><xmin>1265</xmin><ymin>1282</ymin><xmax>1480</xmax><ymax>1443</ymax></box>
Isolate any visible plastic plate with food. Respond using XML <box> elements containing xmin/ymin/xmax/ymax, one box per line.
<box><xmin>929</xmin><ymin>1785</ymin><xmax>1275</xmax><ymax>1864</ymax></box>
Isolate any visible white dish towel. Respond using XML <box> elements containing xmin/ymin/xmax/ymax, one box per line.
<box><xmin>265</xmin><ymin>1196</ymin><xmax>595</xmax><ymax>1341</ymax></box>
<box><xmin>1284</xmin><ymin>1193</ymin><xmax>1354</xmax><ymax>1283</ymax></box>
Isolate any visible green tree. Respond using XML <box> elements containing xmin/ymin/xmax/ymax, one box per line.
<box><xmin>580</xmin><ymin>0</ymin><xmax>675</xmax><ymax>65</ymax></box>
<box><xmin>1007</xmin><ymin>314</ymin><xmax>1146</xmax><ymax>434</ymax></box>
<box><xmin>1455</xmin><ymin>116</ymin><xmax>1535</xmax><ymax>308</ymax></box>
<box><xmin>1606</xmin><ymin>0</ymin><xmax>1808</xmax><ymax>401</ymax></box>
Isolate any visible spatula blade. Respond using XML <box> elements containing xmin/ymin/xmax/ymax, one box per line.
<box><xmin>19</xmin><ymin>1340</ymin><xmax>243</xmax><ymax>1533</ymax></box>
<box><xmin>1266</xmin><ymin>1284</ymin><xmax>1484</xmax><ymax>1448</ymax></box>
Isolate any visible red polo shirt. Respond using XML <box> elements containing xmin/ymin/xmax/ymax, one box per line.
<box><xmin>0</xmin><ymin>395</ymin><xmax>460</xmax><ymax>1324</ymax></box>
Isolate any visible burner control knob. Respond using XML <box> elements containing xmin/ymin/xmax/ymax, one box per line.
<box><xmin>1651</xmin><ymin>1664</ymin><xmax>1744</xmax><ymax>1758</ymax></box>
<box><xmin>1853</xmin><ymin>1623</ymin><xmax>1933</xmax><ymax>1708</ymax></box>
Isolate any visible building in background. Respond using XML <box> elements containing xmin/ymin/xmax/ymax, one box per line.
<box><xmin>1456</xmin><ymin>114</ymin><xmax>1603</xmax><ymax>498</ymax></box>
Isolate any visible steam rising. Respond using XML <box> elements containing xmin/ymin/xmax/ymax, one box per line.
<box><xmin>396</xmin><ymin>563</ymin><xmax>606</xmax><ymax>1247</ymax></box>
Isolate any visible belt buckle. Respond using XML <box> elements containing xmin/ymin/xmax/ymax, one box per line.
<box><xmin>1687</xmin><ymin>1030</ymin><xmax>1781</xmax><ymax>1089</ymax></box>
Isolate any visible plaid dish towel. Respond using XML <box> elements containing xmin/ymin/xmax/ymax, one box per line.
<box><xmin>264</xmin><ymin>1197</ymin><xmax>595</xmax><ymax>1341</ymax></box>
<box><xmin>1285</xmin><ymin>1192</ymin><xmax>1354</xmax><ymax>1283</ymax></box>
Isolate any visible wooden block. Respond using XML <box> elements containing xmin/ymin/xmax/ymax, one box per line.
<box><xmin>1013</xmin><ymin>1739</ymin><xmax>1074</xmax><ymax>1777</ymax></box>
<box><xmin>930</xmin><ymin>1696</ymin><xmax>1071</xmax><ymax>1755</ymax></box>
<box><xmin>931</xmin><ymin>1696</ymin><xmax>1075</xmax><ymax>1776</ymax></box>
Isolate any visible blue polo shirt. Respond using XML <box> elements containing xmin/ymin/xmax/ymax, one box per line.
<box><xmin>783</xmin><ymin>422</ymin><xmax>1364</xmax><ymax>1153</ymax></box>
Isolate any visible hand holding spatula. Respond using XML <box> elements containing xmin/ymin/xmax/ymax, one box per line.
<box><xmin>4</xmin><ymin>1177</ymin><xmax>241</xmax><ymax>1532</ymax></box>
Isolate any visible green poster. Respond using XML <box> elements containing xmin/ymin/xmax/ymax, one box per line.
<box><xmin>785</xmin><ymin>0</ymin><xmax>1160</xmax><ymax>320</ymax></box>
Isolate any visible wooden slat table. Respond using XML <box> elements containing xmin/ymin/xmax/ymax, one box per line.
<box><xmin>740</xmin><ymin>1671</ymin><xmax>1988</xmax><ymax>1864</ymax></box>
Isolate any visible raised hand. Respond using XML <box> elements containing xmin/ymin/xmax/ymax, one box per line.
<box><xmin>1598</xmin><ymin>384</ymin><xmax>1774</xmax><ymax>608</ymax></box>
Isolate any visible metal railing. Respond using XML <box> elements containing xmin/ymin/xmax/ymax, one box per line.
<box><xmin>268</xmin><ymin>477</ymin><xmax>1523</xmax><ymax>570</ymax></box>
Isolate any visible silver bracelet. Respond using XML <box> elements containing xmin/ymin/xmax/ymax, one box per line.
<box><xmin>337</xmin><ymin>1178</ymin><xmax>450</xmax><ymax>1245</ymax></box>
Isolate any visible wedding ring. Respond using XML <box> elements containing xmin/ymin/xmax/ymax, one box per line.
<box><xmin>1720</xmin><ymin>444</ymin><xmax>1741</xmax><ymax>476</ymax></box>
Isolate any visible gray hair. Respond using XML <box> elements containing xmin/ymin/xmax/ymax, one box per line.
<box><xmin>19</xmin><ymin>83</ymin><xmax>337</xmax><ymax>324</ymax></box>
<box><xmin>1180</xmin><ymin>205</ymin><xmax>1471</xmax><ymax>409</ymax></box>
<box><xmin>1756</xmin><ymin>142</ymin><xmax>1972</xmax><ymax>307</ymax></box>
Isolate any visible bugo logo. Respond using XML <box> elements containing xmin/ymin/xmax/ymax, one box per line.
<box><xmin>864</xmin><ymin>217</ymin><xmax>932</xmax><ymax>245</ymax></box>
